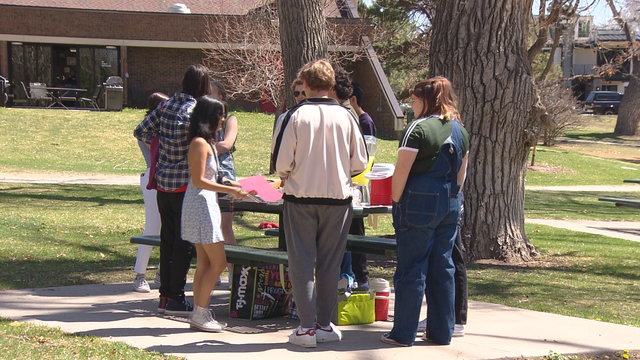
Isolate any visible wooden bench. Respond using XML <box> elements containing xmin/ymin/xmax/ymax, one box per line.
<box><xmin>130</xmin><ymin>235</ymin><xmax>288</xmax><ymax>267</ymax></box>
<box><xmin>130</xmin><ymin>232</ymin><xmax>396</xmax><ymax>266</ymax></box>
<box><xmin>598</xmin><ymin>197</ymin><xmax>640</xmax><ymax>209</ymax></box>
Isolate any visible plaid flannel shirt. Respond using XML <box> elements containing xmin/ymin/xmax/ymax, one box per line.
<box><xmin>134</xmin><ymin>93</ymin><xmax>196</xmax><ymax>191</ymax></box>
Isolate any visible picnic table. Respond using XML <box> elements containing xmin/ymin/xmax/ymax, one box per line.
<box><xmin>45</xmin><ymin>87</ymin><xmax>87</xmax><ymax>109</ymax></box>
<box><xmin>130</xmin><ymin>200</ymin><xmax>396</xmax><ymax>267</ymax></box>
<box><xmin>221</xmin><ymin>198</ymin><xmax>391</xmax><ymax>249</ymax></box>
<box><xmin>598</xmin><ymin>179</ymin><xmax>640</xmax><ymax>208</ymax></box>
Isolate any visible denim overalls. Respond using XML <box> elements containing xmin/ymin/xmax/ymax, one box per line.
<box><xmin>215</xmin><ymin>116</ymin><xmax>236</xmax><ymax>181</ymax></box>
<box><xmin>389</xmin><ymin>120</ymin><xmax>464</xmax><ymax>345</ymax></box>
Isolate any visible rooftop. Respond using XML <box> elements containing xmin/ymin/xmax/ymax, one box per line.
<box><xmin>0</xmin><ymin>0</ymin><xmax>344</xmax><ymax>16</ymax></box>
<box><xmin>596</xmin><ymin>28</ymin><xmax>640</xmax><ymax>42</ymax></box>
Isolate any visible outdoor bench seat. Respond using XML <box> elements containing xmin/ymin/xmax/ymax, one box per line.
<box><xmin>598</xmin><ymin>197</ymin><xmax>640</xmax><ymax>209</ymax></box>
<box><xmin>130</xmin><ymin>235</ymin><xmax>288</xmax><ymax>267</ymax></box>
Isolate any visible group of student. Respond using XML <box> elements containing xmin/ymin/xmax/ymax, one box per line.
<box><xmin>131</xmin><ymin>59</ymin><xmax>470</xmax><ymax>348</ymax></box>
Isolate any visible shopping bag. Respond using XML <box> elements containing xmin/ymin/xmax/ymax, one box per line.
<box><xmin>333</xmin><ymin>290</ymin><xmax>375</xmax><ymax>326</ymax></box>
<box><xmin>146</xmin><ymin>136</ymin><xmax>159</xmax><ymax>190</ymax></box>
<box><xmin>229</xmin><ymin>263</ymin><xmax>293</xmax><ymax>320</ymax></box>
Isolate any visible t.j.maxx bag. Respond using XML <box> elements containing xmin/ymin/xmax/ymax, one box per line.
<box><xmin>229</xmin><ymin>263</ymin><xmax>293</xmax><ymax>320</ymax></box>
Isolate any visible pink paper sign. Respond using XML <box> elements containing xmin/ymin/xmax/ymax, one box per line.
<box><xmin>238</xmin><ymin>175</ymin><xmax>283</xmax><ymax>203</ymax></box>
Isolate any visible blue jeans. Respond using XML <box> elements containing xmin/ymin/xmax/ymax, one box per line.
<box><xmin>387</xmin><ymin>128</ymin><xmax>463</xmax><ymax>345</ymax></box>
<box><xmin>218</xmin><ymin>151</ymin><xmax>236</xmax><ymax>181</ymax></box>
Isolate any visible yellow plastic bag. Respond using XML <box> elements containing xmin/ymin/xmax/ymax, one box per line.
<box><xmin>335</xmin><ymin>291</ymin><xmax>375</xmax><ymax>326</ymax></box>
<box><xmin>352</xmin><ymin>156</ymin><xmax>375</xmax><ymax>186</ymax></box>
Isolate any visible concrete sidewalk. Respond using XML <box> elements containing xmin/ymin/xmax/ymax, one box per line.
<box><xmin>1</xmin><ymin>281</ymin><xmax>639</xmax><ymax>360</ymax></box>
<box><xmin>527</xmin><ymin>219</ymin><xmax>640</xmax><ymax>243</ymax></box>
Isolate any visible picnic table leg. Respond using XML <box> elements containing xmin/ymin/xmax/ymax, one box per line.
<box><xmin>278</xmin><ymin>215</ymin><xmax>286</xmax><ymax>250</ymax></box>
<box><xmin>368</xmin><ymin>214</ymin><xmax>379</xmax><ymax>230</ymax></box>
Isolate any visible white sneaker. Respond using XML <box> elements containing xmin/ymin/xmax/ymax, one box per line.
<box><xmin>417</xmin><ymin>318</ymin><xmax>427</xmax><ymax>331</ymax></box>
<box><xmin>217</xmin><ymin>276</ymin><xmax>222</xmax><ymax>286</ymax></box>
<box><xmin>153</xmin><ymin>272</ymin><xmax>161</xmax><ymax>285</ymax></box>
<box><xmin>133</xmin><ymin>275</ymin><xmax>150</xmax><ymax>293</ymax></box>
<box><xmin>190</xmin><ymin>307</ymin><xmax>224</xmax><ymax>332</ymax></box>
<box><xmin>288</xmin><ymin>326</ymin><xmax>317</xmax><ymax>348</ymax></box>
<box><xmin>315</xmin><ymin>322</ymin><xmax>342</xmax><ymax>342</ymax></box>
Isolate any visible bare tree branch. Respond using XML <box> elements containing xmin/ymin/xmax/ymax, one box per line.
<box><xmin>202</xmin><ymin>1</ymin><xmax>367</xmax><ymax>111</ymax></box>
<box><xmin>537</xmin><ymin>15</ymin><xmax>562</xmax><ymax>81</ymax></box>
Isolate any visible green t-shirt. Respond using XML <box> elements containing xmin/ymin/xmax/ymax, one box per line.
<box><xmin>399</xmin><ymin>115</ymin><xmax>469</xmax><ymax>174</ymax></box>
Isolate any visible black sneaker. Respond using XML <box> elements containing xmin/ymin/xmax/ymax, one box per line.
<box><xmin>157</xmin><ymin>296</ymin><xmax>169</xmax><ymax>314</ymax></box>
<box><xmin>164</xmin><ymin>298</ymin><xmax>194</xmax><ymax>317</ymax></box>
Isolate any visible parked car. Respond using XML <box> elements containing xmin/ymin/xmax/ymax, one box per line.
<box><xmin>584</xmin><ymin>91</ymin><xmax>624</xmax><ymax>115</ymax></box>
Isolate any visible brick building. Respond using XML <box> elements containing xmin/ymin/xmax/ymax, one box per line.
<box><xmin>0</xmin><ymin>0</ymin><xmax>404</xmax><ymax>137</ymax></box>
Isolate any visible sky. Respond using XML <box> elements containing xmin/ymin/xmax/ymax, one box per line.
<box><xmin>533</xmin><ymin>0</ymin><xmax>613</xmax><ymax>26</ymax></box>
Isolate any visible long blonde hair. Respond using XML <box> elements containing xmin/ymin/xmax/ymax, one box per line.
<box><xmin>410</xmin><ymin>76</ymin><xmax>461</xmax><ymax>122</ymax></box>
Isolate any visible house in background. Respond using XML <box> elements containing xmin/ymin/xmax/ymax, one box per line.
<box><xmin>549</xmin><ymin>15</ymin><xmax>639</xmax><ymax>100</ymax></box>
<box><xmin>0</xmin><ymin>0</ymin><xmax>404</xmax><ymax>137</ymax></box>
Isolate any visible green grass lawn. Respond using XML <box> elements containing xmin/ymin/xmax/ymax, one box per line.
<box><xmin>0</xmin><ymin>107</ymin><xmax>402</xmax><ymax>177</ymax></box>
<box><xmin>563</xmin><ymin>114</ymin><xmax>640</xmax><ymax>144</ymax></box>
<box><xmin>1</xmin><ymin>107</ymin><xmax>639</xmax><ymax>358</ymax></box>
<box><xmin>3</xmin><ymin>108</ymin><xmax>638</xmax><ymax>187</ymax></box>
<box><xmin>526</xmin><ymin>147</ymin><xmax>640</xmax><ymax>186</ymax></box>
<box><xmin>1</xmin><ymin>181</ymin><xmax>639</xmax><ymax>329</ymax></box>
<box><xmin>0</xmin><ymin>317</ymin><xmax>180</xmax><ymax>360</ymax></box>
<box><xmin>525</xmin><ymin>191</ymin><xmax>640</xmax><ymax>221</ymax></box>
<box><xmin>471</xmin><ymin>224</ymin><xmax>640</xmax><ymax>327</ymax></box>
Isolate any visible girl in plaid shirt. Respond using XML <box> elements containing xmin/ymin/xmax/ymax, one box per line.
<box><xmin>134</xmin><ymin>64</ymin><xmax>212</xmax><ymax>315</ymax></box>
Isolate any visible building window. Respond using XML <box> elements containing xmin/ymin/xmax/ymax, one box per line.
<box><xmin>8</xmin><ymin>43</ymin><xmax>118</xmax><ymax>106</ymax></box>
<box><xmin>79</xmin><ymin>47</ymin><xmax>119</xmax><ymax>103</ymax></box>
<box><xmin>10</xmin><ymin>43</ymin><xmax>52</xmax><ymax>101</ymax></box>
<box><xmin>578</xmin><ymin>21</ymin><xmax>590</xmax><ymax>38</ymax></box>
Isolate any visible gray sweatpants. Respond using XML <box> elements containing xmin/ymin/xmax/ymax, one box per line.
<box><xmin>283</xmin><ymin>201</ymin><xmax>353</xmax><ymax>328</ymax></box>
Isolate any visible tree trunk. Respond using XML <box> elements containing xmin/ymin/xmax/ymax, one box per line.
<box><xmin>430</xmin><ymin>0</ymin><xmax>540</xmax><ymax>262</ymax></box>
<box><xmin>614</xmin><ymin>58</ymin><xmax>640</xmax><ymax>135</ymax></box>
<box><xmin>276</xmin><ymin>0</ymin><xmax>328</xmax><ymax>109</ymax></box>
<box><xmin>605</xmin><ymin>0</ymin><xmax>640</xmax><ymax>135</ymax></box>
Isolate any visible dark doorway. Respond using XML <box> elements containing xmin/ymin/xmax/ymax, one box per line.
<box><xmin>52</xmin><ymin>45</ymin><xmax>79</xmax><ymax>87</ymax></box>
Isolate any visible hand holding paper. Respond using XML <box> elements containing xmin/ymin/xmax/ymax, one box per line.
<box><xmin>238</xmin><ymin>175</ymin><xmax>283</xmax><ymax>203</ymax></box>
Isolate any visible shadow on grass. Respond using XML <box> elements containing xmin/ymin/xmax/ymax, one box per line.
<box><xmin>563</xmin><ymin>132</ymin><xmax>638</xmax><ymax>143</ymax></box>
<box><xmin>525</xmin><ymin>191</ymin><xmax>640</xmax><ymax>219</ymax></box>
<box><xmin>0</xmin><ymin>257</ymin><xmax>139</xmax><ymax>289</ymax></box>
<box><xmin>0</xmin><ymin>184</ymin><xmax>142</xmax><ymax>206</ymax></box>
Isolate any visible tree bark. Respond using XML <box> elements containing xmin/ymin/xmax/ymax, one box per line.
<box><xmin>605</xmin><ymin>0</ymin><xmax>640</xmax><ymax>135</ymax></box>
<box><xmin>276</xmin><ymin>0</ymin><xmax>328</xmax><ymax>109</ymax></box>
<box><xmin>430</xmin><ymin>0</ymin><xmax>540</xmax><ymax>262</ymax></box>
<box><xmin>614</xmin><ymin>66</ymin><xmax>640</xmax><ymax>135</ymax></box>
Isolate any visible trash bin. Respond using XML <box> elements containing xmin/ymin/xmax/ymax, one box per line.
<box><xmin>104</xmin><ymin>85</ymin><xmax>123</xmax><ymax>111</ymax></box>
<box><xmin>103</xmin><ymin>76</ymin><xmax>123</xmax><ymax>111</ymax></box>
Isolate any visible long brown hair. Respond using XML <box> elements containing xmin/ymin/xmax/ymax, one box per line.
<box><xmin>146</xmin><ymin>92</ymin><xmax>169</xmax><ymax>116</ymax></box>
<box><xmin>410</xmin><ymin>76</ymin><xmax>461</xmax><ymax>122</ymax></box>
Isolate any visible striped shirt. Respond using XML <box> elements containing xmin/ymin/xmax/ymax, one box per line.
<box><xmin>134</xmin><ymin>93</ymin><xmax>196</xmax><ymax>191</ymax></box>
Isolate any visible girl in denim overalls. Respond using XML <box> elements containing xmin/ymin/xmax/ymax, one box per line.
<box><xmin>382</xmin><ymin>77</ymin><xmax>470</xmax><ymax>347</ymax></box>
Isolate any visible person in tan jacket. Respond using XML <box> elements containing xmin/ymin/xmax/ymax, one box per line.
<box><xmin>271</xmin><ymin>59</ymin><xmax>368</xmax><ymax>348</ymax></box>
